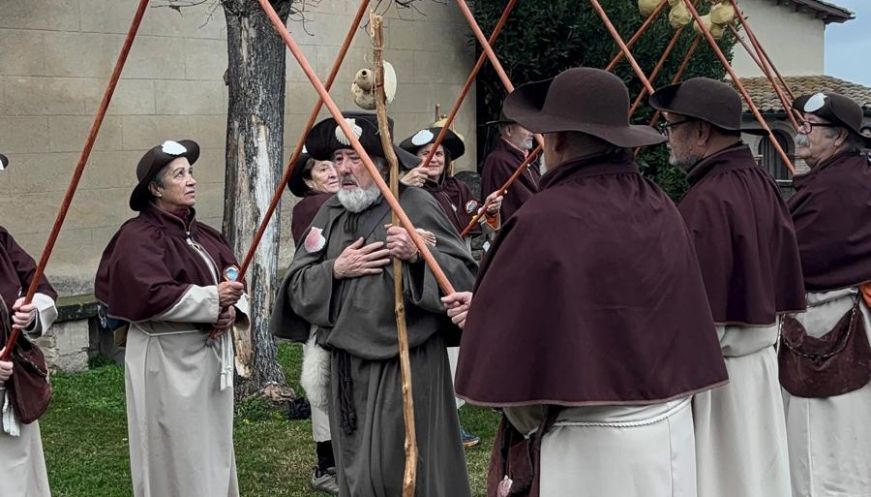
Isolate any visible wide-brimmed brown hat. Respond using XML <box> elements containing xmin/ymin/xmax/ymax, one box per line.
<box><xmin>484</xmin><ymin>110</ymin><xmax>517</xmax><ymax>127</ymax></box>
<box><xmin>399</xmin><ymin>126</ymin><xmax>465</xmax><ymax>160</ymax></box>
<box><xmin>792</xmin><ymin>92</ymin><xmax>871</xmax><ymax>146</ymax></box>
<box><xmin>503</xmin><ymin>67</ymin><xmax>665</xmax><ymax>148</ymax></box>
<box><xmin>305</xmin><ymin>112</ymin><xmax>420</xmax><ymax>170</ymax></box>
<box><xmin>0</xmin><ymin>153</ymin><xmax>8</xmax><ymax>172</ymax></box>
<box><xmin>649</xmin><ymin>77</ymin><xmax>768</xmax><ymax>135</ymax></box>
<box><xmin>129</xmin><ymin>139</ymin><xmax>200</xmax><ymax>211</ymax></box>
<box><xmin>287</xmin><ymin>149</ymin><xmax>317</xmax><ymax>198</ymax></box>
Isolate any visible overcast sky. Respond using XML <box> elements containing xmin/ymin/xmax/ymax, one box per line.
<box><xmin>825</xmin><ymin>0</ymin><xmax>871</xmax><ymax>86</ymax></box>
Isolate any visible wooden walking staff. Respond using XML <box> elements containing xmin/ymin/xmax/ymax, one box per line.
<box><xmin>726</xmin><ymin>24</ymin><xmax>801</xmax><ymax>131</ymax></box>
<box><xmin>370</xmin><ymin>15</ymin><xmax>418</xmax><ymax>496</ymax></box>
<box><xmin>588</xmin><ymin>0</ymin><xmax>656</xmax><ymax>95</ymax></box>
<box><xmin>605</xmin><ymin>0</ymin><xmax>669</xmax><ymax>72</ymax></box>
<box><xmin>680</xmin><ymin>0</ymin><xmax>795</xmax><ymax>174</ymax></box>
<box><xmin>629</xmin><ymin>25</ymin><xmax>687</xmax><ymax>116</ymax></box>
<box><xmin>0</xmin><ymin>0</ymin><xmax>151</xmax><ymax>361</ymax></box>
<box><xmin>256</xmin><ymin>0</ymin><xmax>456</xmax><ymax>295</ymax></box>
<box><xmin>458</xmin><ymin>145</ymin><xmax>542</xmax><ymax>238</ymax></box>
<box><xmin>418</xmin><ymin>0</ymin><xmax>521</xmax><ymax>171</ymax></box>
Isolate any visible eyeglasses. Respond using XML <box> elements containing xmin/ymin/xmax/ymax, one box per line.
<box><xmin>657</xmin><ymin>119</ymin><xmax>694</xmax><ymax>136</ymax></box>
<box><xmin>798</xmin><ymin>120</ymin><xmax>839</xmax><ymax>134</ymax></box>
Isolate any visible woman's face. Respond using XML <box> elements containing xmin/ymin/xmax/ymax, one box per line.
<box><xmin>304</xmin><ymin>160</ymin><xmax>339</xmax><ymax>194</ymax></box>
<box><xmin>416</xmin><ymin>143</ymin><xmax>446</xmax><ymax>180</ymax></box>
<box><xmin>150</xmin><ymin>157</ymin><xmax>197</xmax><ymax>210</ymax></box>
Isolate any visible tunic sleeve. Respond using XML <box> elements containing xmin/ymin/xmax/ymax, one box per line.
<box><xmin>23</xmin><ymin>292</ymin><xmax>58</xmax><ymax>338</ymax></box>
<box><xmin>153</xmin><ymin>285</ymin><xmax>220</xmax><ymax>324</ymax></box>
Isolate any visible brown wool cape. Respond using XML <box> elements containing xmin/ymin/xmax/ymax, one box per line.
<box><xmin>455</xmin><ymin>151</ymin><xmax>728</xmax><ymax>407</ymax></box>
<box><xmin>0</xmin><ymin>228</ymin><xmax>56</xmax><ymax>312</ymax></box>
<box><xmin>423</xmin><ymin>176</ymin><xmax>482</xmax><ymax>236</ymax></box>
<box><xmin>678</xmin><ymin>144</ymin><xmax>806</xmax><ymax>325</ymax></box>
<box><xmin>788</xmin><ymin>151</ymin><xmax>871</xmax><ymax>292</ymax></box>
<box><xmin>481</xmin><ymin>139</ymin><xmax>540</xmax><ymax>221</ymax></box>
<box><xmin>291</xmin><ymin>192</ymin><xmax>333</xmax><ymax>245</ymax></box>
<box><xmin>95</xmin><ymin>205</ymin><xmax>242</xmax><ymax>322</ymax></box>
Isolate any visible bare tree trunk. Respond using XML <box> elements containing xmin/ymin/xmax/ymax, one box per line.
<box><xmin>221</xmin><ymin>0</ymin><xmax>294</xmax><ymax>396</ymax></box>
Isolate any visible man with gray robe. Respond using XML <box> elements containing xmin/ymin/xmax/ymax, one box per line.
<box><xmin>271</xmin><ymin>112</ymin><xmax>476</xmax><ymax>497</ymax></box>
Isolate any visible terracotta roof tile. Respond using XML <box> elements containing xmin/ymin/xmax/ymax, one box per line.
<box><xmin>735</xmin><ymin>75</ymin><xmax>871</xmax><ymax>113</ymax></box>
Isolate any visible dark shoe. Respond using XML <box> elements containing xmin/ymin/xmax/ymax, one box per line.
<box><xmin>311</xmin><ymin>466</ymin><xmax>339</xmax><ymax>494</ymax></box>
<box><xmin>460</xmin><ymin>427</ymin><xmax>480</xmax><ymax>448</ymax></box>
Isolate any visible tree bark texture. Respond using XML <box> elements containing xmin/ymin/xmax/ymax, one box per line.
<box><xmin>221</xmin><ymin>0</ymin><xmax>294</xmax><ymax>396</ymax></box>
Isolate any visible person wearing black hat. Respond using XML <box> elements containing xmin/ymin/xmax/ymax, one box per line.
<box><xmin>780</xmin><ymin>92</ymin><xmax>871</xmax><ymax>497</ymax></box>
<box><xmin>95</xmin><ymin>140</ymin><xmax>249</xmax><ymax>497</ymax></box>
<box><xmin>0</xmin><ymin>153</ymin><xmax>59</xmax><ymax>497</ymax></box>
<box><xmin>270</xmin><ymin>112</ymin><xmax>477</xmax><ymax>497</ymax></box>
<box><xmin>286</xmin><ymin>151</ymin><xmax>341</xmax><ymax>494</ymax></box>
<box><xmin>480</xmin><ymin>110</ymin><xmax>539</xmax><ymax>221</ymax></box>
<box><xmin>443</xmin><ymin>67</ymin><xmax>727</xmax><ymax>497</ymax></box>
<box><xmin>650</xmin><ymin>77</ymin><xmax>806</xmax><ymax>497</ymax></box>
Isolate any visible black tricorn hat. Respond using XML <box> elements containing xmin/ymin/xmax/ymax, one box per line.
<box><xmin>0</xmin><ymin>153</ymin><xmax>8</xmax><ymax>172</ymax></box>
<box><xmin>399</xmin><ymin>127</ymin><xmax>466</xmax><ymax>161</ymax></box>
<box><xmin>287</xmin><ymin>150</ymin><xmax>316</xmax><ymax>198</ymax></box>
<box><xmin>649</xmin><ymin>77</ymin><xmax>768</xmax><ymax>135</ymax></box>
<box><xmin>305</xmin><ymin>112</ymin><xmax>420</xmax><ymax>170</ymax></box>
<box><xmin>504</xmin><ymin>67</ymin><xmax>666</xmax><ymax>148</ymax></box>
<box><xmin>129</xmin><ymin>140</ymin><xmax>200</xmax><ymax>211</ymax></box>
<box><xmin>792</xmin><ymin>92</ymin><xmax>871</xmax><ymax>146</ymax></box>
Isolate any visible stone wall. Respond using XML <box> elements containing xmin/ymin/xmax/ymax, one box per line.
<box><xmin>0</xmin><ymin>0</ymin><xmax>476</xmax><ymax>294</ymax></box>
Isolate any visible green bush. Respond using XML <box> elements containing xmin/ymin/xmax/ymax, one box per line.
<box><xmin>472</xmin><ymin>0</ymin><xmax>736</xmax><ymax>199</ymax></box>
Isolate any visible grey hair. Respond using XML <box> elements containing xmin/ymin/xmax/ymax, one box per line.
<box><xmin>823</xmin><ymin>126</ymin><xmax>866</xmax><ymax>153</ymax></box>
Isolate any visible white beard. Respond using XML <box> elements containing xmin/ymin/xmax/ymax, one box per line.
<box><xmin>337</xmin><ymin>185</ymin><xmax>381</xmax><ymax>213</ymax></box>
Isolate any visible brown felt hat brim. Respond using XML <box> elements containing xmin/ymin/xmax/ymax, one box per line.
<box><xmin>649</xmin><ymin>81</ymin><xmax>769</xmax><ymax>136</ymax></box>
<box><xmin>505</xmin><ymin>78</ymin><xmax>665</xmax><ymax>148</ymax></box>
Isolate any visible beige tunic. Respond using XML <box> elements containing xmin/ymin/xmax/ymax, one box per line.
<box><xmin>782</xmin><ymin>288</ymin><xmax>871</xmax><ymax>497</ymax></box>
<box><xmin>0</xmin><ymin>293</ymin><xmax>58</xmax><ymax>497</ymax></box>
<box><xmin>125</xmin><ymin>270</ymin><xmax>249</xmax><ymax>497</ymax></box>
<box><xmin>693</xmin><ymin>323</ymin><xmax>791</xmax><ymax>497</ymax></box>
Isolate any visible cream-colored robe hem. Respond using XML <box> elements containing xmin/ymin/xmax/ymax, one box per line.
<box><xmin>125</xmin><ymin>284</ymin><xmax>248</xmax><ymax>497</ymax></box>
<box><xmin>693</xmin><ymin>323</ymin><xmax>791</xmax><ymax>497</ymax></box>
<box><xmin>782</xmin><ymin>288</ymin><xmax>871</xmax><ymax>497</ymax></box>
<box><xmin>0</xmin><ymin>293</ymin><xmax>57</xmax><ymax>497</ymax></box>
<box><xmin>523</xmin><ymin>397</ymin><xmax>697</xmax><ymax>497</ymax></box>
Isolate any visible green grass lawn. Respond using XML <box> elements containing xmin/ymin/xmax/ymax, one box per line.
<box><xmin>40</xmin><ymin>343</ymin><xmax>499</xmax><ymax>497</ymax></box>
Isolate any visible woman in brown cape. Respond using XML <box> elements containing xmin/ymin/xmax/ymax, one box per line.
<box><xmin>0</xmin><ymin>152</ymin><xmax>59</xmax><ymax>497</ymax></box>
<box><xmin>95</xmin><ymin>140</ymin><xmax>249</xmax><ymax>497</ymax></box>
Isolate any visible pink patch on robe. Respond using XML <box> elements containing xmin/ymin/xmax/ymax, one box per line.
<box><xmin>304</xmin><ymin>227</ymin><xmax>326</xmax><ymax>253</ymax></box>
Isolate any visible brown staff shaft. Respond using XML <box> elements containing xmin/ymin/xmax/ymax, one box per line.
<box><xmin>459</xmin><ymin>146</ymin><xmax>542</xmax><ymax>238</ymax></box>
<box><xmin>681</xmin><ymin>0</ymin><xmax>795</xmax><ymax>174</ymax></box>
<box><xmin>256</xmin><ymin>0</ymin><xmax>456</xmax><ymax>295</ymax></box>
<box><xmin>453</xmin><ymin>0</ymin><xmax>545</xmax><ymax>148</ymax></box>
<box><xmin>1</xmin><ymin>0</ymin><xmax>150</xmax><ymax>361</ymax></box>
<box><xmin>418</xmin><ymin>0</ymin><xmax>520</xmax><ymax>171</ymax></box>
<box><xmin>728</xmin><ymin>0</ymin><xmax>794</xmax><ymax>100</ymax></box>
<box><xmin>648</xmin><ymin>34</ymin><xmax>701</xmax><ymax>130</ymax></box>
<box><xmin>605</xmin><ymin>0</ymin><xmax>668</xmax><ymax>72</ymax></box>
<box><xmin>629</xmin><ymin>25</ymin><xmax>686</xmax><ymax>116</ymax></box>
<box><xmin>372</xmin><ymin>16</ymin><xmax>418</xmax><ymax>497</ymax></box>
<box><xmin>235</xmin><ymin>0</ymin><xmax>370</xmax><ymax>277</ymax></box>
<box><xmin>727</xmin><ymin>24</ymin><xmax>800</xmax><ymax>130</ymax></box>
<box><xmin>588</xmin><ymin>0</ymin><xmax>655</xmax><ymax>94</ymax></box>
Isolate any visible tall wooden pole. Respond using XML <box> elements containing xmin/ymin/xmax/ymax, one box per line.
<box><xmin>372</xmin><ymin>16</ymin><xmax>417</xmax><ymax>497</ymax></box>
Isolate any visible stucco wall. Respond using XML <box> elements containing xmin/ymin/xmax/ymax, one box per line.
<box><xmin>0</xmin><ymin>0</ymin><xmax>475</xmax><ymax>295</ymax></box>
<box><xmin>730</xmin><ymin>0</ymin><xmax>826</xmax><ymax>78</ymax></box>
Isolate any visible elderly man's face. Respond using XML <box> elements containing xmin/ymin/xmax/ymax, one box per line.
<box><xmin>662</xmin><ymin>112</ymin><xmax>703</xmax><ymax>171</ymax></box>
<box><xmin>333</xmin><ymin>149</ymin><xmax>375</xmax><ymax>191</ymax></box>
<box><xmin>502</xmin><ymin>124</ymin><xmax>535</xmax><ymax>151</ymax></box>
<box><xmin>795</xmin><ymin>114</ymin><xmax>845</xmax><ymax>168</ymax></box>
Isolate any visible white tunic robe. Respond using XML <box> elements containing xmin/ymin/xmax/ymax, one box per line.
<box><xmin>0</xmin><ymin>293</ymin><xmax>58</xmax><ymax>497</ymax></box>
<box><xmin>782</xmin><ymin>288</ymin><xmax>871</xmax><ymax>497</ymax></box>
<box><xmin>125</xmin><ymin>281</ymin><xmax>248</xmax><ymax>497</ymax></box>
<box><xmin>693</xmin><ymin>323</ymin><xmax>791</xmax><ymax>497</ymax></box>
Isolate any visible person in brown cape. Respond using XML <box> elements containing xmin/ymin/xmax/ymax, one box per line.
<box><xmin>778</xmin><ymin>92</ymin><xmax>871</xmax><ymax>497</ymax></box>
<box><xmin>398</xmin><ymin>122</ymin><xmax>503</xmax><ymax>449</ymax></box>
<box><xmin>95</xmin><ymin>140</ymin><xmax>249</xmax><ymax>497</ymax></box>
<box><xmin>480</xmin><ymin>110</ymin><xmax>539</xmax><ymax>221</ymax></box>
<box><xmin>0</xmin><ymin>152</ymin><xmax>59</xmax><ymax>497</ymax></box>
<box><xmin>288</xmin><ymin>151</ymin><xmax>341</xmax><ymax>494</ymax></box>
<box><xmin>649</xmin><ymin>77</ymin><xmax>806</xmax><ymax>497</ymax></box>
<box><xmin>270</xmin><ymin>112</ymin><xmax>477</xmax><ymax>497</ymax></box>
<box><xmin>442</xmin><ymin>68</ymin><xmax>728</xmax><ymax>497</ymax></box>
